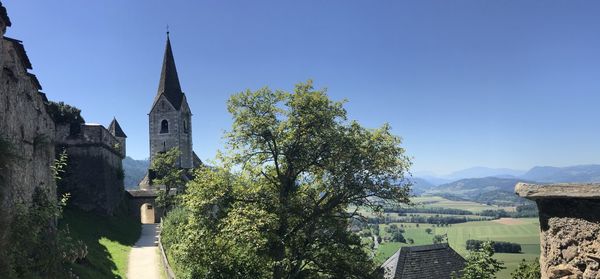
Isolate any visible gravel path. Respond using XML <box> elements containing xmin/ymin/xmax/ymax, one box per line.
<box><xmin>127</xmin><ymin>224</ymin><xmax>161</xmax><ymax>279</ymax></box>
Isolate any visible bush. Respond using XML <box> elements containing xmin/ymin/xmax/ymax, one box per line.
<box><xmin>1</xmin><ymin>187</ymin><xmax>84</xmax><ymax>278</ymax></box>
<box><xmin>391</xmin><ymin>230</ymin><xmax>406</xmax><ymax>243</ymax></box>
<box><xmin>511</xmin><ymin>258</ymin><xmax>540</xmax><ymax>279</ymax></box>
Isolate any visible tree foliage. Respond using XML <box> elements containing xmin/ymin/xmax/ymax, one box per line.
<box><xmin>456</xmin><ymin>241</ymin><xmax>505</xmax><ymax>279</ymax></box>
<box><xmin>151</xmin><ymin>148</ymin><xmax>184</xmax><ymax>210</ymax></box>
<box><xmin>0</xmin><ymin>151</ymin><xmax>85</xmax><ymax>278</ymax></box>
<box><xmin>433</xmin><ymin>234</ymin><xmax>447</xmax><ymax>244</ymax></box>
<box><xmin>163</xmin><ymin>81</ymin><xmax>412</xmax><ymax>279</ymax></box>
<box><xmin>45</xmin><ymin>101</ymin><xmax>85</xmax><ymax>125</ymax></box>
<box><xmin>511</xmin><ymin>258</ymin><xmax>540</xmax><ymax>279</ymax></box>
<box><xmin>466</xmin><ymin>240</ymin><xmax>521</xmax><ymax>253</ymax></box>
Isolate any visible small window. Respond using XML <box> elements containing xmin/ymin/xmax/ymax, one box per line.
<box><xmin>146</xmin><ymin>205</ymin><xmax>153</xmax><ymax>210</ymax></box>
<box><xmin>160</xmin><ymin>119</ymin><xmax>169</xmax><ymax>133</ymax></box>
<box><xmin>183</xmin><ymin>120</ymin><xmax>189</xmax><ymax>133</ymax></box>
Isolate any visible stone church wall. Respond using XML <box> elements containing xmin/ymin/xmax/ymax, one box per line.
<box><xmin>56</xmin><ymin>124</ymin><xmax>125</xmax><ymax>215</ymax></box>
<box><xmin>149</xmin><ymin>95</ymin><xmax>193</xmax><ymax>168</ymax></box>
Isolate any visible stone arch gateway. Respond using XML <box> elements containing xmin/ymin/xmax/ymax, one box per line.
<box><xmin>126</xmin><ymin>190</ymin><xmax>162</xmax><ymax>224</ymax></box>
<box><xmin>140</xmin><ymin>203</ymin><xmax>155</xmax><ymax>224</ymax></box>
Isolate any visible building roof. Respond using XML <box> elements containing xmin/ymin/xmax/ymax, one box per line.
<box><xmin>126</xmin><ymin>189</ymin><xmax>159</xmax><ymax>198</ymax></box>
<box><xmin>382</xmin><ymin>243</ymin><xmax>465</xmax><ymax>279</ymax></box>
<box><xmin>108</xmin><ymin>118</ymin><xmax>127</xmax><ymax>138</ymax></box>
<box><xmin>152</xmin><ymin>35</ymin><xmax>185</xmax><ymax>110</ymax></box>
<box><xmin>0</xmin><ymin>2</ymin><xmax>11</xmax><ymax>27</ymax></box>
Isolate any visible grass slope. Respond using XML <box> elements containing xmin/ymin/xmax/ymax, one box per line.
<box><xmin>61</xmin><ymin>208</ymin><xmax>141</xmax><ymax>279</ymax></box>
<box><xmin>375</xmin><ymin>218</ymin><xmax>540</xmax><ymax>278</ymax></box>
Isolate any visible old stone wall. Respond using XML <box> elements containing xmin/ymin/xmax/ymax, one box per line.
<box><xmin>56</xmin><ymin>123</ymin><xmax>125</xmax><ymax>215</ymax></box>
<box><xmin>0</xmin><ymin>8</ymin><xmax>56</xmax><ymax>257</ymax></box>
<box><xmin>516</xmin><ymin>183</ymin><xmax>600</xmax><ymax>279</ymax></box>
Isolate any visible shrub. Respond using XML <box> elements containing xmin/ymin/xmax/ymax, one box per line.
<box><xmin>466</xmin><ymin>240</ymin><xmax>522</xmax><ymax>253</ymax></box>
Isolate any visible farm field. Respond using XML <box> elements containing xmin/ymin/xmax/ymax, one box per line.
<box><xmin>410</xmin><ymin>196</ymin><xmax>517</xmax><ymax>212</ymax></box>
<box><xmin>374</xmin><ymin>218</ymin><xmax>540</xmax><ymax>279</ymax></box>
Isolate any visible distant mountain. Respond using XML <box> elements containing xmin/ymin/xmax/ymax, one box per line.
<box><xmin>424</xmin><ymin>177</ymin><xmax>534</xmax><ymax>205</ymax></box>
<box><xmin>413</xmin><ymin>175</ymin><xmax>452</xmax><ymax>186</ymax></box>
<box><xmin>409</xmin><ymin>177</ymin><xmax>436</xmax><ymax>195</ymax></box>
<box><xmin>521</xmin><ymin>165</ymin><xmax>600</xmax><ymax>183</ymax></box>
<box><xmin>444</xmin><ymin>167</ymin><xmax>526</xmax><ymax>181</ymax></box>
<box><xmin>123</xmin><ymin>157</ymin><xmax>149</xmax><ymax>189</ymax></box>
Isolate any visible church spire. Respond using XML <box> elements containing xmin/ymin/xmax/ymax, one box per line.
<box><xmin>154</xmin><ymin>33</ymin><xmax>184</xmax><ymax>109</ymax></box>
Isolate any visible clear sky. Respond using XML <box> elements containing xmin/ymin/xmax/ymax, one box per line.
<box><xmin>4</xmin><ymin>1</ymin><xmax>600</xmax><ymax>175</ymax></box>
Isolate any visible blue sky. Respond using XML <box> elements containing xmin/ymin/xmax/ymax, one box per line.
<box><xmin>5</xmin><ymin>1</ymin><xmax>600</xmax><ymax>175</ymax></box>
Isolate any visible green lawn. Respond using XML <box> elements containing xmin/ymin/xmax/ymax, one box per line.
<box><xmin>61</xmin><ymin>208</ymin><xmax>141</xmax><ymax>279</ymax></box>
<box><xmin>375</xmin><ymin>218</ymin><xmax>540</xmax><ymax>278</ymax></box>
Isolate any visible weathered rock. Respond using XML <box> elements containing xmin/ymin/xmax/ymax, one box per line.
<box><xmin>516</xmin><ymin>183</ymin><xmax>600</xmax><ymax>279</ymax></box>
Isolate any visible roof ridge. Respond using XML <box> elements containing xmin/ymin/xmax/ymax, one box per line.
<box><xmin>108</xmin><ymin>118</ymin><xmax>127</xmax><ymax>138</ymax></box>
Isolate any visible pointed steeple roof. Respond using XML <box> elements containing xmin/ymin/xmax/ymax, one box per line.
<box><xmin>153</xmin><ymin>34</ymin><xmax>184</xmax><ymax>109</ymax></box>
<box><xmin>108</xmin><ymin>118</ymin><xmax>127</xmax><ymax>138</ymax></box>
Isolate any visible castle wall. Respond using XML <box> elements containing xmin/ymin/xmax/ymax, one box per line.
<box><xmin>0</xmin><ymin>13</ymin><xmax>56</xmax><ymax>256</ymax></box>
<box><xmin>516</xmin><ymin>183</ymin><xmax>600</xmax><ymax>279</ymax></box>
<box><xmin>56</xmin><ymin>124</ymin><xmax>125</xmax><ymax>215</ymax></box>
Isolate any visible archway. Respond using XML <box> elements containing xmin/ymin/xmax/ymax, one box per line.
<box><xmin>140</xmin><ymin>203</ymin><xmax>155</xmax><ymax>224</ymax></box>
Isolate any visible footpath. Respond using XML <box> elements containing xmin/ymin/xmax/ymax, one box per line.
<box><xmin>127</xmin><ymin>224</ymin><xmax>161</xmax><ymax>279</ymax></box>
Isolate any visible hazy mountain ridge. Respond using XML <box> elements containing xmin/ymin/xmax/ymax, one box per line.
<box><xmin>415</xmin><ymin>164</ymin><xmax>600</xmax><ymax>205</ymax></box>
<box><xmin>521</xmin><ymin>164</ymin><xmax>600</xmax><ymax>183</ymax></box>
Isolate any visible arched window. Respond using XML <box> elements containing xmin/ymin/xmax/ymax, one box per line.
<box><xmin>183</xmin><ymin>119</ymin><xmax>189</xmax><ymax>133</ymax></box>
<box><xmin>160</xmin><ymin>119</ymin><xmax>169</xmax><ymax>134</ymax></box>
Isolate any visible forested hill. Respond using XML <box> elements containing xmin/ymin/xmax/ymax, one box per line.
<box><xmin>423</xmin><ymin>177</ymin><xmax>536</xmax><ymax>205</ymax></box>
<box><xmin>123</xmin><ymin>157</ymin><xmax>149</xmax><ymax>189</ymax></box>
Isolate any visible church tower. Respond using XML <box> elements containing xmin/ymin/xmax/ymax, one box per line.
<box><xmin>148</xmin><ymin>34</ymin><xmax>193</xmax><ymax>169</ymax></box>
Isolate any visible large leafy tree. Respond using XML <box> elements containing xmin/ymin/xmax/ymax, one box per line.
<box><xmin>511</xmin><ymin>258</ymin><xmax>540</xmax><ymax>279</ymax></box>
<box><xmin>457</xmin><ymin>241</ymin><xmax>505</xmax><ymax>279</ymax></box>
<box><xmin>169</xmin><ymin>81</ymin><xmax>412</xmax><ymax>279</ymax></box>
<box><xmin>151</xmin><ymin>147</ymin><xmax>184</xmax><ymax>210</ymax></box>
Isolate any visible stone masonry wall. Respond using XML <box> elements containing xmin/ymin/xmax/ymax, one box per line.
<box><xmin>516</xmin><ymin>183</ymin><xmax>600</xmax><ymax>279</ymax></box>
<box><xmin>149</xmin><ymin>94</ymin><xmax>193</xmax><ymax>169</ymax></box>
<box><xmin>0</xmin><ymin>8</ymin><xmax>56</xmax><ymax>255</ymax></box>
<box><xmin>56</xmin><ymin>124</ymin><xmax>125</xmax><ymax>215</ymax></box>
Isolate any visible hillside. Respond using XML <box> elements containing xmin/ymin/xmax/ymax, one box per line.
<box><xmin>409</xmin><ymin>177</ymin><xmax>436</xmax><ymax>195</ymax></box>
<box><xmin>424</xmin><ymin>177</ymin><xmax>534</xmax><ymax>205</ymax></box>
<box><xmin>123</xmin><ymin>157</ymin><xmax>149</xmax><ymax>189</ymax></box>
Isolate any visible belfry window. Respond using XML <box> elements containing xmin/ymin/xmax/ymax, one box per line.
<box><xmin>160</xmin><ymin>119</ymin><xmax>169</xmax><ymax>134</ymax></box>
